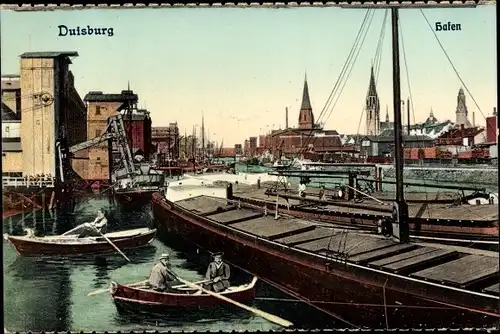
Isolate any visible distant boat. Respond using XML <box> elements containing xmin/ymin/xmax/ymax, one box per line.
<box><xmin>112</xmin><ymin>163</ymin><xmax>166</xmax><ymax>206</ymax></box>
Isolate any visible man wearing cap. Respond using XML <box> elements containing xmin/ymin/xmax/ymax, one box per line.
<box><xmin>148</xmin><ymin>253</ymin><xmax>181</xmax><ymax>292</ymax></box>
<box><xmin>204</xmin><ymin>252</ymin><xmax>231</xmax><ymax>293</ymax></box>
<box><xmin>78</xmin><ymin>209</ymin><xmax>108</xmax><ymax>238</ymax></box>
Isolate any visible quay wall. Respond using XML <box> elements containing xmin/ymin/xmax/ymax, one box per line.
<box><xmin>381</xmin><ymin>166</ymin><xmax>498</xmax><ymax>186</ymax></box>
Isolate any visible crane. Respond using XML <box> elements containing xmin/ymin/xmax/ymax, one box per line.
<box><xmin>64</xmin><ymin>114</ymin><xmax>137</xmax><ymax>182</ymax></box>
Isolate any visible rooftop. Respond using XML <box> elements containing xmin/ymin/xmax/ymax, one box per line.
<box><xmin>121</xmin><ymin>109</ymin><xmax>150</xmax><ymax>121</ymax></box>
<box><xmin>84</xmin><ymin>90</ymin><xmax>139</xmax><ymax>103</ymax></box>
<box><xmin>1</xmin><ymin>74</ymin><xmax>20</xmax><ymax>78</ymax></box>
<box><xmin>364</xmin><ymin>135</ymin><xmax>434</xmax><ymax>143</ymax></box>
<box><xmin>20</xmin><ymin>51</ymin><xmax>79</xmax><ymax>59</ymax></box>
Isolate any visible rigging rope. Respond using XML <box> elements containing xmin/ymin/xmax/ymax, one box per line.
<box><xmin>397</xmin><ymin>12</ymin><xmax>434</xmax><ymax>207</ymax></box>
<box><xmin>254</xmin><ymin>297</ymin><xmax>455</xmax><ymax>310</ymax></box>
<box><xmin>291</xmin><ymin>9</ymin><xmax>374</xmax><ymax>162</ymax></box>
<box><xmin>269</xmin><ymin>9</ymin><xmax>374</xmax><ymax>190</ymax></box>
<box><xmin>322</xmin><ymin>9</ymin><xmax>376</xmax><ymax>133</ymax></box>
<box><xmin>420</xmin><ymin>9</ymin><xmax>491</xmax><ymax>129</ymax></box>
<box><xmin>398</xmin><ymin>19</ymin><xmax>416</xmax><ymax>126</ymax></box>
<box><xmin>357</xmin><ymin>9</ymin><xmax>388</xmax><ymax>138</ymax></box>
<box><xmin>373</xmin><ymin>9</ymin><xmax>389</xmax><ymax>85</ymax></box>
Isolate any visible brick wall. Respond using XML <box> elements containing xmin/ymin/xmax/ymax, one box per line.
<box><xmin>86</xmin><ymin>101</ymin><xmax>121</xmax><ymax>180</ymax></box>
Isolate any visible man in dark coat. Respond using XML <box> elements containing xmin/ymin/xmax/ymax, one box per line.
<box><xmin>204</xmin><ymin>252</ymin><xmax>231</xmax><ymax>293</ymax></box>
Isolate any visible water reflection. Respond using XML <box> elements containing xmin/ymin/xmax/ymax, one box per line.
<box><xmin>4</xmin><ymin>194</ymin><xmax>335</xmax><ymax>332</ymax></box>
<box><xmin>5</xmin><ymin>255</ymin><xmax>73</xmax><ymax>332</ymax></box>
<box><xmin>114</xmin><ymin>304</ymin><xmax>254</xmax><ymax>328</ymax></box>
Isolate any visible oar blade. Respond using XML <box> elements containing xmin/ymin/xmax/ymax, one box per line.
<box><xmin>177</xmin><ymin>277</ymin><xmax>294</xmax><ymax>328</ymax></box>
<box><xmin>87</xmin><ymin>288</ymin><xmax>109</xmax><ymax>296</ymax></box>
<box><xmin>87</xmin><ymin>279</ymin><xmax>149</xmax><ymax>296</ymax></box>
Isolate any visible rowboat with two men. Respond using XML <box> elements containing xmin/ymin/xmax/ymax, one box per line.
<box><xmin>109</xmin><ymin>276</ymin><xmax>259</xmax><ymax>312</ymax></box>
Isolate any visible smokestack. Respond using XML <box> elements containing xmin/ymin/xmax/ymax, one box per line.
<box><xmin>285</xmin><ymin>107</ymin><xmax>289</xmax><ymax>129</ymax></box>
<box><xmin>407</xmin><ymin>98</ymin><xmax>410</xmax><ymax>136</ymax></box>
<box><xmin>493</xmin><ymin>107</ymin><xmax>497</xmax><ymax>116</ymax></box>
<box><xmin>472</xmin><ymin>111</ymin><xmax>475</xmax><ymax>126</ymax></box>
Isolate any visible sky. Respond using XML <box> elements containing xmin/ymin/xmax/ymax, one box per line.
<box><xmin>1</xmin><ymin>5</ymin><xmax>497</xmax><ymax>146</ymax></box>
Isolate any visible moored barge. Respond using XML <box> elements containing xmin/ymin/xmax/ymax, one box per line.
<box><xmin>232</xmin><ymin>189</ymin><xmax>499</xmax><ymax>246</ymax></box>
<box><xmin>152</xmin><ymin>191</ymin><xmax>499</xmax><ymax>328</ymax></box>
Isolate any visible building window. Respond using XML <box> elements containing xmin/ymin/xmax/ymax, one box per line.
<box><xmin>96</xmin><ymin>106</ymin><xmax>101</xmax><ymax>115</ymax></box>
<box><xmin>95</xmin><ymin>129</ymin><xmax>102</xmax><ymax>137</ymax></box>
<box><xmin>5</xmin><ymin>126</ymin><xmax>9</xmax><ymax>133</ymax></box>
<box><xmin>96</xmin><ymin>157</ymin><xmax>101</xmax><ymax>164</ymax></box>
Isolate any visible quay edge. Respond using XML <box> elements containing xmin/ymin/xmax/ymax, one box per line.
<box><xmin>151</xmin><ymin>192</ymin><xmax>499</xmax><ymax>329</ymax></box>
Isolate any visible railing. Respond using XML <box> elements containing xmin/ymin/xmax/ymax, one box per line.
<box><xmin>2</xmin><ymin>176</ymin><xmax>56</xmax><ymax>188</ymax></box>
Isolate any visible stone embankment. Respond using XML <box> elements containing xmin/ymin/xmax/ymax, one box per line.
<box><xmin>381</xmin><ymin>166</ymin><xmax>498</xmax><ymax>186</ymax></box>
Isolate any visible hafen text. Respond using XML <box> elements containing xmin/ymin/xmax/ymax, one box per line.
<box><xmin>435</xmin><ymin>22</ymin><xmax>461</xmax><ymax>31</ymax></box>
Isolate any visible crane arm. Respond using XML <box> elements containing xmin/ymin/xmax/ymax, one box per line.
<box><xmin>69</xmin><ymin>132</ymin><xmax>116</xmax><ymax>153</ymax></box>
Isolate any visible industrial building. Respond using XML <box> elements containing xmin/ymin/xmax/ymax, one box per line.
<box><xmin>152</xmin><ymin>123</ymin><xmax>179</xmax><ymax>161</ymax></box>
<box><xmin>82</xmin><ymin>90</ymin><xmax>139</xmax><ymax>184</ymax></box>
<box><xmin>2</xmin><ymin>51</ymin><xmax>88</xmax><ymax>212</ymax></box>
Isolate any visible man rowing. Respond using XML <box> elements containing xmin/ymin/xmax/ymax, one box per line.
<box><xmin>204</xmin><ymin>252</ymin><xmax>231</xmax><ymax>293</ymax></box>
<box><xmin>148</xmin><ymin>253</ymin><xmax>182</xmax><ymax>292</ymax></box>
<box><xmin>78</xmin><ymin>210</ymin><xmax>108</xmax><ymax>238</ymax></box>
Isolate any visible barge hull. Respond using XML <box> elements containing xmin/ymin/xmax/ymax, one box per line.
<box><xmin>152</xmin><ymin>194</ymin><xmax>498</xmax><ymax>329</ymax></box>
<box><xmin>113</xmin><ymin>190</ymin><xmax>156</xmax><ymax>207</ymax></box>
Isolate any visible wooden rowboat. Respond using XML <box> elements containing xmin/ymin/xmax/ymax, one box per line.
<box><xmin>110</xmin><ymin>276</ymin><xmax>258</xmax><ymax>312</ymax></box>
<box><xmin>5</xmin><ymin>227</ymin><xmax>156</xmax><ymax>257</ymax></box>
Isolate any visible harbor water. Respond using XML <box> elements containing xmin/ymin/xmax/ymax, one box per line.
<box><xmin>3</xmin><ymin>193</ymin><xmax>339</xmax><ymax>332</ymax></box>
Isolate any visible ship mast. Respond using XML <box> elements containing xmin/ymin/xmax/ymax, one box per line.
<box><xmin>391</xmin><ymin>7</ymin><xmax>410</xmax><ymax>243</ymax></box>
<box><xmin>201</xmin><ymin>112</ymin><xmax>205</xmax><ymax>162</ymax></box>
<box><xmin>184</xmin><ymin>130</ymin><xmax>188</xmax><ymax>160</ymax></box>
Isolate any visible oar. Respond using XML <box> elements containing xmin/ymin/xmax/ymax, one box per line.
<box><xmin>169</xmin><ymin>270</ymin><xmax>293</xmax><ymax>328</ymax></box>
<box><xmin>62</xmin><ymin>223</ymin><xmax>87</xmax><ymax>236</ymax></box>
<box><xmin>87</xmin><ymin>278</ymin><xmax>211</xmax><ymax>296</ymax></box>
<box><xmin>97</xmin><ymin>231</ymin><xmax>131</xmax><ymax>262</ymax></box>
<box><xmin>172</xmin><ymin>279</ymin><xmax>211</xmax><ymax>289</ymax></box>
<box><xmin>87</xmin><ymin>279</ymin><xmax>149</xmax><ymax>296</ymax></box>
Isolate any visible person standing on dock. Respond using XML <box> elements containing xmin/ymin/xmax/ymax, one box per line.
<box><xmin>78</xmin><ymin>209</ymin><xmax>108</xmax><ymax>238</ymax></box>
<box><xmin>204</xmin><ymin>252</ymin><xmax>231</xmax><ymax>293</ymax></box>
<box><xmin>148</xmin><ymin>253</ymin><xmax>181</xmax><ymax>292</ymax></box>
<box><xmin>318</xmin><ymin>185</ymin><xmax>326</xmax><ymax>201</ymax></box>
<box><xmin>298</xmin><ymin>182</ymin><xmax>307</xmax><ymax>198</ymax></box>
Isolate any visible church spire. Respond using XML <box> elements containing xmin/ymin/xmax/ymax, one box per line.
<box><xmin>300</xmin><ymin>72</ymin><xmax>312</xmax><ymax>111</ymax></box>
<box><xmin>365</xmin><ymin>66</ymin><xmax>380</xmax><ymax>136</ymax></box>
<box><xmin>298</xmin><ymin>73</ymin><xmax>314</xmax><ymax>130</ymax></box>
<box><xmin>368</xmin><ymin>66</ymin><xmax>377</xmax><ymax>97</ymax></box>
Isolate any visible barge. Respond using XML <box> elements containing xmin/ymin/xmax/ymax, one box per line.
<box><xmin>152</xmin><ymin>191</ymin><xmax>499</xmax><ymax>328</ymax></box>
